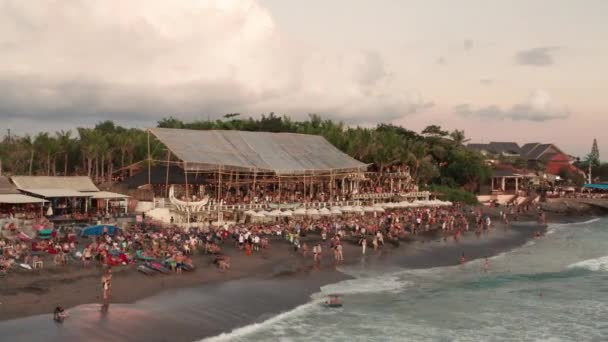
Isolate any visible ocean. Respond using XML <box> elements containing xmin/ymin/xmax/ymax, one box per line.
<box><xmin>206</xmin><ymin>218</ymin><xmax>608</xmax><ymax>342</ymax></box>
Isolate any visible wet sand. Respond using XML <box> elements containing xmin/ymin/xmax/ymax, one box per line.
<box><xmin>0</xmin><ymin>213</ymin><xmax>551</xmax><ymax>342</ymax></box>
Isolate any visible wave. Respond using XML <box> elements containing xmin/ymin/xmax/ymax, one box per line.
<box><xmin>202</xmin><ymin>269</ymin><xmax>414</xmax><ymax>341</ymax></box>
<box><xmin>568</xmin><ymin>255</ymin><xmax>608</xmax><ymax>272</ymax></box>
<box><xmin>545</xmin><ymin>217</ymin><xmax>601</xmax><ymax>236</ymax></box>
<box><xmin>317</xmin><ymin>275</ymin><xmax>412</xmax><ymax>298</ymax></box>
<box><xmin>200</xmin><ymin>300</ymin><xmax>321</xmax><ymax>342</ymax></box>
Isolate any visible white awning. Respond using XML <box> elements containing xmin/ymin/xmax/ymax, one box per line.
<box><xmin>0</xmin><ymin>194</ymin><xmax>47</xmax><ymax>204</ymax></box>
<box><xmin>23</xmin><ymin>188</ymin><xmax>93</xmax><ymax>198</ymax></box>
<box><xmin>82</xmin><ymin>191</ymin><xmax>130</xmax><ymax>199</ymax></box>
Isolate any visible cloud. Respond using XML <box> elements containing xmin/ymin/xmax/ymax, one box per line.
<box><xmin>515</xmin><ymin>46</ymin><xmax>561</xmax><ymax>66</ymax></box>
<box><xmin>0</xmin><ymin>0</ymin><xmax>431</xmax><ymax>130</ymax></box>
<box><xmin>454</xmin><ymin>90</ymin><xmax>570</xmax><ymax>122</ymax></box>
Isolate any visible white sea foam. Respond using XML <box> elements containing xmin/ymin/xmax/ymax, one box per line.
<box><xmin>200</xmin><ymin>300</ymin><xmax>321</xmax><ymax>342</ymax></box>
<box><xmin>567</xmin><ymin>255</ymin><xmax>608</xmax><ymax>272</ymax></box>
<box><xmin>318</xmin><ymin>275</ymin><xmax>412</xmax><ymax>297</ymax></box>
<box><xmin>202</xmin><ymin>270</ymin><xmax>414</xmax><ymax>341</ymax></box>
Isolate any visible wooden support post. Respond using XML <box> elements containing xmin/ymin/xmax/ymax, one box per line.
<box><xmin>278</xmin><ymin>175</ymin><xmax>282</xmax><ymax>209</ymax></box>
<box><xmin>147</xmin><ymin>130</ymin><xmax>151</xmax><ymax>186</ymax></box>
<box><xmin>165</xmin><ymin>149</ymin><xmax>171</xmax><ymax>197</ymax></box>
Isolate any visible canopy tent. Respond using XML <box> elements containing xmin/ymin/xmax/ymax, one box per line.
<box><xmin>0</xmin><ymin>194</ymin><xmax>47</xmax><ymax>204</ymax></box>
<box><xmin>149</xmin><ymin>128</ymin><xmax>368</xmax><ymax>175</ymax></box>
<box><xmin>583</xmin><ymin>183</ymin><xmax>608</xmax><ymax>190</ymax></box>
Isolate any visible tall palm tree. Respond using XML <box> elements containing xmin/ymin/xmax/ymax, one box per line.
<box><xmin>449</xmin><ymin>129</ymin><xmax>470</xmax><ymax>146</ymax></box>
<box><xmin>20</xmin><ymin>135</ymin><xmax>35</xmax><ymax>175</ymax></box>
<box><xmin>56</xmin><ymin>130</ymin><xmax>74</xmax><ymax>176</ymax></box>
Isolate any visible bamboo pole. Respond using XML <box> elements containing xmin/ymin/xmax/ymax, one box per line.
<box><xmin>252</xmin><ymin>169</ymin><xmax>257</xmax><ymax>204</ymax></box>
<box><xmin>147</xmin><ymin>130</ymin><xmax>151</xmax><ymax>186</ymax></box>
<box><xmin>165</xmin><ymin>149</ymin><xmax>171</xmax><ymax>197</ymax></box>
<box><xmin>278</xmin><ymin>175</ymin><xmax>281</xmax><ymax>209</ymax></box>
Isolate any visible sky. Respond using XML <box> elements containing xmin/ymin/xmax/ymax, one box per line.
<box><xmin>0</xmin><ymin>0</ymin><xmax>606</xmax><ymax>158</ymax></box>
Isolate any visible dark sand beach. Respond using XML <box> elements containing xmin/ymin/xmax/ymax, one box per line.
<box><xmin>0</xmin><ymin>209</ymin><xmax>551</xmax><ymax>342</ymax></box>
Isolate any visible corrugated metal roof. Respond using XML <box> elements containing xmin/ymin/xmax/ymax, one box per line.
<box><xmin>22</xmin><ymin>188</ymin><xmax>93</xmax><ymax>198</ymax></box>
<box><xmin>0</xmin><ymin>176</ymin><xmax>20</xmax><ymax>194</ymax></box>
<box><xmin>10</xmin><ymin>176</ymin><xmax>99</xmax><ymax>192</ymax></box>
<box><xmin>0</xmin><ymin>194</ymin><xmax>47</xmax><ymax>204</ymax></box>
<box><xmin>149</xmin><ymin>128</ymin><xmax>368</xmax><ymax>175</ymax></box>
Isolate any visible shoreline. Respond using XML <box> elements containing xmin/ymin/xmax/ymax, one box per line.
<box><xmin>0</xmin><ymin>210</ymin><xmax>599</xmax><ymax>341</ymax></box>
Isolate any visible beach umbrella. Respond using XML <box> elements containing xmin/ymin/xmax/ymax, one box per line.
<box><xmin>254</xmin><ymin>211</ymin><xmax>267</xmax><ymax>217</ymax></box>
<box><xmin>318</xmin><ymin>207</ymin><xmax>332</xmax><ymax>216</ymax></box>
<box><xmin>294</xmin><ymin>208</ymin><xmax>307</xmax><ymax>216</ymax></box>
<box><xmin>268</xmin><ymin>209</ymin><xmax>282</xmax><ymax>217</ymax></box>
<box><xmin>244</xmin><ymin>210</ymin><xmax>257</xmax><ymax>216</ymax></box>
<box><xmin>363</xmin><ymin>206</ymin><xmax>376</xmax><ymax>213</ymax></box>
<box><xmin>341</xmin><ymin>205</ymin><xmax>354</xmax><ymax>212</ymax></box>
<box><xmin>373</xmin><ymin>206</ymin><xmax>385</xmax><ymax>213</ymax></box>
<box><xmin>330</xmin><ymin>207</ymin><xmax>343</xmax><ymax>215</ymax></box>
<box><xmin>352</xmin><ymin>206</ymin><xmax>364</xmax><ymax>213</ymax></box>
<box><xmin>306</xmin><ymin>208</ymin><xmax>320</xmax><ymax>216</ymax></box>
<box><xmin>280</xmin><ymin>210</ymin><xmax>293</xmax><ymax>217</ymax></box>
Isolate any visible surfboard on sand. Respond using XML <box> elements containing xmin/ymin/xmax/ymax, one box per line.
<box><xmin>19</xmin><ymin>263</ymin><xmax>33</xmax><ymax>270</ymax></box>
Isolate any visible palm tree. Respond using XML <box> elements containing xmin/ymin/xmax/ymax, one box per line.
<box><xmin>56</xmin><ymin>130</ymin><xmax>74</xmax><ymax>176</ymax></box>
<box><xmin>20</xmin><ymin>135</ymin><xmax>35</xmax><ymax>175</ymax></box>
<box><xmin>449</xmin><ymin>129</ymin><xmax>470</xmax><ymax>146</ymax></box>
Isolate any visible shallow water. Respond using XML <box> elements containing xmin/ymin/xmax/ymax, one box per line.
<box><xmin>207</xmin><ymin>218</ymin><xmax>608</xmax><ymax>342</ymax></box>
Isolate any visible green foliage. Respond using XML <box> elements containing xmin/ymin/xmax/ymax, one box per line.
<box><xmin>558</xmin><ymin>166</ymin><xmax>586</xmax><ymax>186</ymax></box>
<box><xmin>586</xmin><ymin>138</ymin><xmax>600</xmax><ymax>167</ymax></box>
<box><xmin>0</xmin><ymin>115</ymin><xmax>490</xmax><ymax>191</ymax></box>
<box><xmin>424</xmin><ymin>184</ymin><xmax>479</xmax><ymax>205</ymax></box>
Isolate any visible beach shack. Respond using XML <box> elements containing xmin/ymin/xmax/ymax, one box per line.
<box><xmin>10</xmin><ymin>176</ymin><xmax>129</xmax><ymax>219</ymax></box>
<box><xmin>491</xmin><ymin>168</ymin><xmax>524</xmax><ymax>194</ymax></box>
<box><xmin>0</xmin><ymin>176</ymin><xmax>47</xmax><ymax>224</ymax></box>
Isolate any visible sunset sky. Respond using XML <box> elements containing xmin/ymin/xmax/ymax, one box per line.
<box><xmin>0</xmin><ymin>0</ymin><xmax>605</xmax><ymax>158</ymax></box>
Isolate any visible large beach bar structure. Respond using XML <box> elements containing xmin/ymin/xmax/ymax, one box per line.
<box><xmin>143</xmin><ymin>128</ymin><xmax>430</xmax><ymax>224</ymax></box>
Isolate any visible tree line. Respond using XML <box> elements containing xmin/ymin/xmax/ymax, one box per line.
<box><xmin>0</xmin><ymin>113</ymin><xmax>493</xmax><ymax>192</ymax></box>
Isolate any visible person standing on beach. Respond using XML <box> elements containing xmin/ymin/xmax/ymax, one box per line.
<box><xmin>316</xmin><ymin>244</ymin><xmax>322</xmax><ymax>264</ymax></box>
<box><xmin>101</xmin><ymin>268</ymin><xmax>112</xmax><ymax>301</ymax></box>
<box><xmin>336</xmin><ymin>243</ymin><xmax>344</xmax><ymax>263</ymax></box>
<box><xmin>460</xmin><ymin>253</ymin><xmax>466</xmax><ymax>265</ymax></box>
<box><xmin>361</xmin><ymin>238</ymin><xmax>367</xmax><ymax>255</ymax></box>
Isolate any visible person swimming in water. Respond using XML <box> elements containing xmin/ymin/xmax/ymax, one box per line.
<box><xmin>325</xmin><ymin>295</ymin><xmax>342</xmax><ymax>307</ymax></box>
<box><xmin>53</xmin><ymin>306</ymin><xmax>68</xmax><ymax>322</ymax></box>
<box><xmin>483</xmin><ymin>257</ymin><xmax>489</xmax><ymax>272</ymax></box>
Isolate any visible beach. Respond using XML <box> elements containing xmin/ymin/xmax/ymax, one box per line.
<box><xmin>0</xmin><ymin>207</ymin><xmax>559</xmax><ymax>342</ymax></box>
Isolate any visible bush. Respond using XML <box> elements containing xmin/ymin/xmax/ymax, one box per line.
<box><xmin>424</xmin><ymin>184</ymin><xmax>479</xmax><ymax>205</ymax></box>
